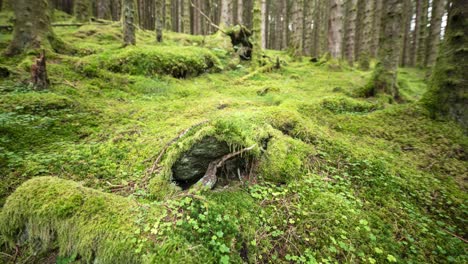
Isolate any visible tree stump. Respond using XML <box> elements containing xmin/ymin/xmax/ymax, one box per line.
<box><xmin>31</xmin><ymin>51</ymin><xmax>49</xmax><ymax>90</ymax></box>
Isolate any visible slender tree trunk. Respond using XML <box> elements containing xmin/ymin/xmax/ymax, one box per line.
<box><xmin>74</xmin><ymin>0</ymin><xmax>92</xmax><ymax>22</ymax></box>
<box><xmin>320</xmin><ymin>0</ymin><xmax>330</xmax><ymax>55</ymax></box>
<box><xmin>123</xmin><ymin>0</ymin><xmax>136</xmax><ymax>46</ymax></box>
<box><xmin>303</xmin><ymin>0</ymin><xmax>314</xmax><ymax>55</ymax></box>
<box><xmin>281</xmin><ymin>0</ymin><xmax>288</xmax><ymax>50</ymax></box>
<box><xmin>97</xmin><ymin>0</ymin><xmax>111</xmax><ymax>19</ymax></box>
<box><xmin>237</xmin><ymin>0</ymin><xmax>243</xmax><ymax>24</ymax></box>
<box><xmin>370</xmin><ymin>0</ymin><xmax>383</xmax><ymax>57</ymax></box>
<box><xmin>328</xmin><ymin>0</ymin><xmax>343</xmax><ymax>59</ymax></box>
<box><xmin>220</xmin><ymin>0</ymin><xmax>233</xmax><ymax>27</ymax></box>
<box><xmin>425</xmin><ymin>0</ymin><xmax>446</xmax><ymax>67</ymax></box>
<box><xmin>110</xmin><ymin>0</ymin><xmax>121</xmax><ymax>21</ymax></box>
<box><xmin>182</xmin><ymin>0</ymin><xmax>190</xmax><ymax>33</ymax></box>
<box><xmin>416</xmin><ymin>0</ymin><xmax>429</xmax><ymax>67</ymax></box>
<box><xmin>424</xmin><ymin>0</ymin><xmax>467</xmax><ymax>129</ymax></box>
<box><xmin>312</xmin><ymin>0</ymin><xmax>321</xmax><ymax>57</ymax></box>
<box><xmin>6</xmin><ymin>0</ymin><xmax>62</xmax><ymax>56</ymax></box>
<box><xmin>344</xmin><ymin>0</ymin><xmax>357</xmax><ymax>64</ymax></box>
<box><xmin>252</xmin><ymin>0</ymin><xmax>262</xmax><ymax>67</ymax></box>
<box><xmin>358</xmin><ymin>0</ymin><xmax>374</xmax><ymax>69</ymax></box>
<box><xmin>260</xmin><ymin>0</ymin><xmax>267</xmax><ymax>49</ymax></box>
<box><xmin>400</xmin><ymin>0</ymin><xmax>413</xmax><ymax>66</ymax></box>
<box><xmin>290</xmin><ymin>0</ymin><xmax>304</xmax><ymax>57</ymax></box>
<box><xmin>367</xmin><ymin>0</ymin><xmax>404</xmax><ymax>99</ymax></box>
<box><xmin>156</xmin><ymin>0</ymin><xmax>164</xmax><ymax>42</ymax></box>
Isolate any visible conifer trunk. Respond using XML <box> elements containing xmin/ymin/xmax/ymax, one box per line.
<box><xmin>366</xmin><ymin>0</ymin><xmax>404</xmax><ymax>98</ymax></box>
<box><xmin>425</xmin><ymin>0</ymin><xmax>446</xmax><ymax>67</ymax></box>
<box><xmin>74</xmin><ymin>0</ymin><xmax>91</xmax><ymax>22</ymax></box>
<box><xmin>123</xmin><ymin>0</ymin><xmax>136</xmax><ymax>46</ymax></box>
<box><xmin>155</xmin><ymin>0</ymin><xmax>164</xmax><ymax>42</ymax></box>
<box><xmin>252</xmin><ymin>0</ymin><xmax>262</xmax><ymax>67</ymax></box>
<box><xmin>260</xmin><ymin>0</ymin><xmax>267</xmax><ymax>49</ymax></box>
<box><xmin>97</xmin><ymin>0</ymin><xmax>112</xmax><ymax>20</ymax></box>
<box><xmin>370</xmin><ymin>0</ymin><xmax>383</xmax><ymax>57</ymax></box>
<box><xmin>328</xmin><ymin>0</ymin><xmax>343</xmax><ymax>59</ymax></box>
<box><xmin>400</xmin><ymin>0</ymin><xmax>413</xmax><ymax>66</ymax></box>
<box><xmin>358</xmin><ymin>0</ymin><xmax>374</xmax><ymax>69</ymax></box>
<box><xmin>237</xmin><ymin>0</ymin><xmax>243</xmax><ymax>25</ymax></box>
<box><xmin>424</xmin><ymin>0</ymin><xmax>467</xmax><ymax>129</ymax></box>
<box><xmin>416</xmin><ymin>0</ymin><xmax>429</xmax><ymax>67</ymax></box>
<box><xmin>6</xmin><ymin>0</ymin><xmax>61</xmax><ymax>56</ymax></box>
<box><xmin>344</xmin><ymin>0</ymin><xmax>357</xmax><ymax>63</ymax></box>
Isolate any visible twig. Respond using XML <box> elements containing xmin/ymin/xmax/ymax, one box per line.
<box><xmin>190</xmin><ymin>0</ymin><xmax>227</xmax><ymax>34</ymax></box>
<box><xmin>443</xmin><ymin>229</ymin><xmax>468</xmax><ymax>243</ymax></box>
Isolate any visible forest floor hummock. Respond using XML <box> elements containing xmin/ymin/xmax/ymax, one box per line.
<box><xmin>0</xmin><ymin>11</ymin><xmax>467</xmax><ymax>264</ymax></box>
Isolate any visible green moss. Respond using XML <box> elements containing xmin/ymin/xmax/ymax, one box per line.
<box><xmin>0</xmin><ymin>177</ymin><xmax>147</xmax><ymax>263</ymax></box>
<box><xmin>321</xmin><ymin>96</ymin><xmax>380</xmax><ymax>114</ymax></box>
<box><xmin>0</xmin><ymin>92</ymin><xmax>75</xmax><ymax>114</ymax></box>
<box><xmin>78</xmin><ymin>45</ymin><xmax>222</xmax><ymax>78</ymax></box>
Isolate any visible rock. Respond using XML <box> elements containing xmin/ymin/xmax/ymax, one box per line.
<box><xmin>172</xmin><ymin>136</ymin><xmax>231</xmax><ymax>182</ymax></box>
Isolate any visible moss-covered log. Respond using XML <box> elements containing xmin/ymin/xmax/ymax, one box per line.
<box><xmin>0</xmin><ymin>177</ymin><xmax>147</xmax><ymax>263</ymax></box>
<box><xmin>423</xmin><ymin>1</ymin><xmax>468</xmax><ymax>130</ymax></box>
<box><xmin>5</xmin><ymin>0</ymin><xmax>63</xmax><ymax>56</ymax></box>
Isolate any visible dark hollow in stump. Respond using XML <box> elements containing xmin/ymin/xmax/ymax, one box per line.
<box><xmin>172</xmin><ymin>136</ymin><xmax>251</xmax><ymax>189</ymax></box>
<box><xmin>31</xmin><ymin>51</ymin><xmax>49</xmax><ymax>90</ymax></box>
<box><xmin>226</xmin><ymin>25</ymin><xmax>253</xmax><ymax>61</ymax></box>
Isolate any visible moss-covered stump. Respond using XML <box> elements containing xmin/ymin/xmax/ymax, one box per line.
<box><xmin>0</xmin><ymin>177</ymin><xmax>146</xmax><ymax>263</ymax></box>
<box><xmin>78</xmin><ymin>46</ymin><xmax>222</xmax><ymax>78</ymax></box>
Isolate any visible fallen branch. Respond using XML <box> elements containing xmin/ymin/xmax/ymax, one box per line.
<box><xmin>190</xmin><ymin>0</ymin><xmax>227</xmax><ymax>34</ymax></box>
<box><xmin>443</xmin><ymin>229</ymin><xmax>468</xmax><ymax>243</ymax></box>
<box><xmin>196</xmin><ymin>144</ymin><xmax>256</xmax><ymax>189</ymax></box>
<box><xmin>0</xmin><ymin>23</ymin><xmax>111</xmax><ymax>31</ymax></box>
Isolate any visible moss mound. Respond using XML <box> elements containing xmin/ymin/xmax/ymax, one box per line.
<box><xmin>0</xmin><ymin>177</ymin><xmax>146</xmax><ymax>263</ymax></box>
<box><xmin>321</xmin><ymin>96</ymin><xmax>379</xmax><ymax>114</ymax></box>
<box><xmin>78</xmin><ymin>46</ymin><xmax>222</xmax><ymax>78</ymax></box>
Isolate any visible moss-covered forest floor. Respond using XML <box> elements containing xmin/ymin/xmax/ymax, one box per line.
<box><xmin>0</xmin><ymin>11</ymin><xmax>466</xmax><ymax>264</ymax></box>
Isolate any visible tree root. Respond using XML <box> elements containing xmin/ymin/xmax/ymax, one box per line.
<box><xmin>196</xmin><ymin>144</ymin><xmax>256</xmax><ymax>189</ymax></box>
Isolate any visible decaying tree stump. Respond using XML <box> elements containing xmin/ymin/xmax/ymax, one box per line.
<box><xmin>31</xmin><ymin>51</ymin><xmax>49</xmax><ymax>90</ymax></box>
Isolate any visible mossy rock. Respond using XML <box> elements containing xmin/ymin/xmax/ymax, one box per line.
<box><xmin>78</xmin><ymin>45</ymin><xmax>222</xmax><ymax>78</ymax></box>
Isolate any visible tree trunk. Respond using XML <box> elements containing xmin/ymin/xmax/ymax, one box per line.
<box><xmin>366</xmin><ymin>0</ymin><xmax>404</xmax><ymax>98</ymax></box>
<box><xmin>328</xmin><ymin>0</ymin><xmax>343</xmax><ymax>59</ymax></box>
<box><xmin>181</xmin><ymin>0</ymin><xmax>189</xmax><ymax>33</ymax></box>
<box><xmin>97</xmin><ymin>0</ymin><xmax>112</xmax><ymax>19</ymax></box>
<box><xmin>425</xmin><ymin>0</ymin><xmax>446</xmax><ymax>67</ymax></box>
<box><xmin>6</xmin><ymin>0</ymin><xmax>62</xmax><ymax>56</ymax></box>
<box><xmin>312</xmin><ymin>0</ymin><xmax>322</xmax><ymax>57</ymax></box>
<box><xmin>424</xmin><ymin>0</ymin><xmax>467</xmax><ymax>130</ymax></box>
<box><xmin>303</xmin><ymin>0</ymin><xmax>314</xmax><ymax>55</ymax></box>
<box><xmin>358</xmin><ymin>0</ymin><xmax>374</xmax><ymax>69</ymax></box>
<box><xmin>400</xmin><ymin>0</ymin><xmax>413</xmax><ymax>66</ymax></box>
<box><xmin>281</xmin><ymin>0</ymin><xmax>288</xmax><ymax>50</ymax></box>
<box><xmin>237</xmin><ymin>0</ymin><xmax>243</xmax><ymax>25</ymax></box>
<box><xmin>74</xmin><ymin>0</ymin><xmax>91</xmax><ymax>22</ymax></box>
<box><xmin>123</xmin><ymin>0</ymin><xmax>136</xmax><ymax>46</ymax></box>
<box><xmin>344</xmin><ymin>0</ymin><xmax>357</xmax><ymax>64</ymax></box>
<box><xmin>110</xmin><ymin>0</ymin><xmax>122</xmax><ymax>21</ymax></box>
<box><xmin>156</xmin><ymin>0</ymin><xmax>164</xmax><ymax>42</ymax></box>
<box><xmin>290</xmin><ymin>0</ymin><xmax>303</xmax><ymax>57</ymax></box>
<box><xmin>416</xmin><ymin>0</ymin><xmax>429</xmax><ymax>67</ymax></box>
<box><xmin>370</xmin><ymin>0</ymin><xmax>383</xmax><ymax>57</ymax></box>
<box><xmin>220</xmin><ymin>0</ymin><xmax>233</xmax><ymax>27</ymax></box>
<box><xmin>260</xmin><ymin>0</ymin><xmax>267</xmax><ymax>49</ymax></box>
<box><xmin>252</xmin><ymin>0</ymin><xmax>262</xmax><ymax>67</ymax></box>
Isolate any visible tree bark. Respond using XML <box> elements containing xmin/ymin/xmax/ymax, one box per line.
<box><xmin>370</xmin><ymin>0</ymin><xmax>383</xmax><ymax>57</ymax></box>
<box><xmin>97</xmin><ymin>0</ymin><xmax>112</xmax><ymax>20</ymax></box>
<box><xmin>74</xmin><ymin>0</ymin><xmax>92</xmax><ymax>22</ymax></box>
<box><xmin>252</xmin><ymin>0</ymin><xmax>262</xmax><ymax>67</ymax></box>
<box><xmin>6</xmin><ymin>0</ymin><xmax>62</xmax><ymax>56</ymax></box>
<box><xmin>156</xmin><ymin>0</ymin><xmax>164</xmax><ymax>42</ymax></box>
<box><xmin>220</xmin><ymin>0</ymin><xmax>233</xmax><ymax>27</ymax></box>
<box><xmin>182</xmin><ymin>0</ymin><xmax>190</xmax><ymax>33</ymax></box>
<box><xmin>344</xmin><ymin>0</ymin><xmax>357</xmax><ymax>64</ymax></box>
<box><xmin>367</xmin><ymin>0</ymin><xmax>404</xmax><ymax>98</ymax></box>
<box><xmin>416</xmin><ymin>0</ymin><xmax>429</xmax><ymax>67</ymax></box>
<box><xmin>123</xmin><ymin>0</ymin><xmax>136</xmax><ymax>46</ymax></box>
<box><xmin>290</xmin><ymin>0</ymin><xmax>303</xmax><ymax>57</ymax></box>
<box><xmin>400</xmin><ymin>0</ymin><xmax>413</xmax><ymax>66</ymax></box>
<box><xmin>237</xmin><ymin>0</ymin><xmax>243</xmax><ymax>25</ymax></box>
<box><xmin>328</xmin><ymin>0</ymin><xmax>343</xmax><ymax>59</ymax></box>
<box><xmin>424</xmin><ymin>0</ymin><xmax>468</xmax><ymax>130</ymax></box>
<box><xmin>425</xmin><ymin>0</ymin><xmax>446</xmax><ymax>67</ymax></box>
<box><xmin>358</xmin><ymin>0</ymin><xmax>374</xmax><ymax>69</ymax></box>
<box><xmin>260</xmin><ymin>0</ymin><xmax>267</xmax><ymax>49</ymax></box>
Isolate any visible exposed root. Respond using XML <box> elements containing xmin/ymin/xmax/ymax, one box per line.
<box><xmin>196</xmin><ymin>144</ymin><xmax>256</xmax><ymax>189</ymax></box>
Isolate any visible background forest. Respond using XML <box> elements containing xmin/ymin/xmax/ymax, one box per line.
<box><xmin>0</xmin><ymin>0</ymin><xmax>466</xmax><ymax>264</ymax></box>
